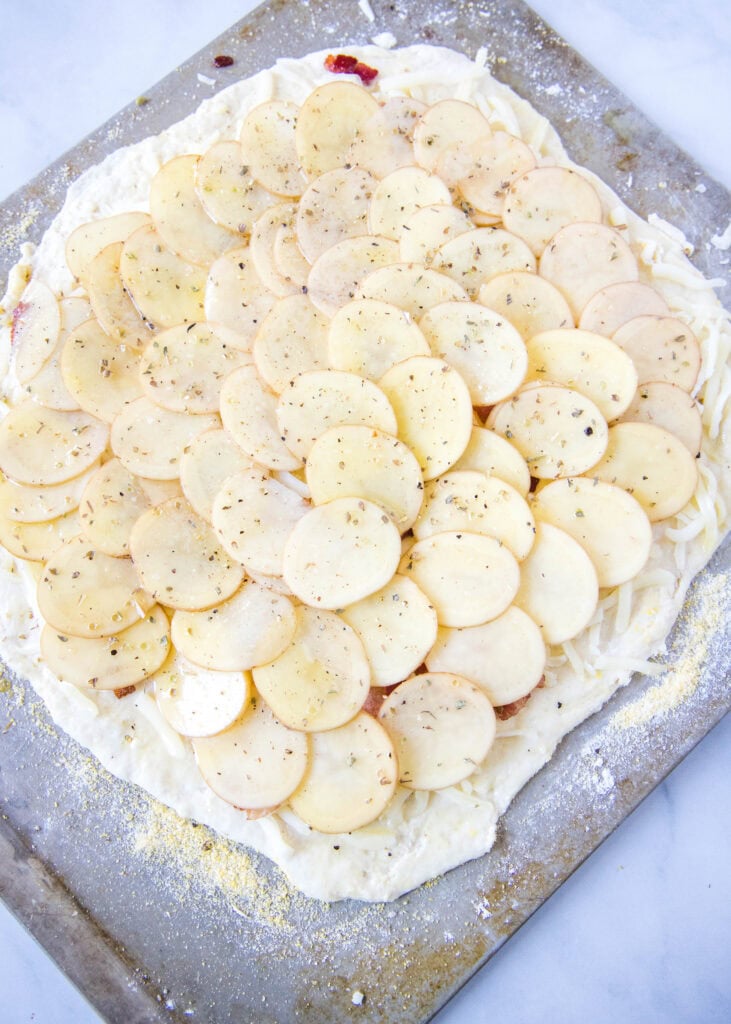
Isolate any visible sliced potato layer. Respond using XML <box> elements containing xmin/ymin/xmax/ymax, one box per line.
<box><xmin>205</xmin><ymin>246</ymin><xmax>276</xmax><ymax>344</ymax></box>
<box><xmin>453</xmin><ymin>426</ymin><xmax>531</xmax><ymax>497</ymax></box>
<box><xmin>307</xmin><ymin>235</ymin><xmax>400</xmax><ymax>316</ymax></box>
<box><xmin>78</xmin><ymin>457</ymin><xmax>153</xmax><ymax>557</ymax></box>
<box><xmin>179</xmin><ymin>428</ymin><xmax>254</xmax><ymax>522</ymax></box>
<box><xmin>579</xmin><ymin>281</ymin><xmax>670</xmax><ymax>336</ymax></box>
<box><xmin>87</xmin><ymin>241</ymin><xmax>150</xmax><ymax>348</ymax></box>
<box><xmin>0</xmin><ymin>403</ymin><xmax>109</xmax><ymax>486</ymax></box>
<box><xmin>433</xmin><ymin>227</ymin><xmax>536</xmax><ymax>298</ymax></box>
<box><xmin>61</xmin><ymin>316</ymin><xmax>142</xmax><ymax>422</ymax></box>
<box><xmin>240</xmin><ymin>100</ymin><xmax>306</xmax><ymax>197</ymax></box>
<box><xmin>617</xmin><ymin>382</ymin><xmax>702</xmax><ymax>455</ymax></box>
<box><xmin>12</xmin><ymin>280</ymin><xmax>61</xmax><ymax>384</ymax></box>
<box><xmin>478</xmin><ymin>270</ymin><xmax>574</xmax><ymax>340</ymax></box>
<box><xmin>611</xmin><ymin>315</ymin><xmax>701</xmax><ymax>391</ymax></box>
<box><xmin>155</xmin><ymin>653</ymin><xmax>250</xmax><ymax>738</ymax></box>
<box><xmin>111</xmin><ymin>396</ymin><xmax>219</xmax><ymax>480</ymax></box>
<box><xmin>65</xmin><ymin>211</ymin><xmax>151</xmax><ymax>287</ymax></box>
<box><xmin>219</xmin><ymin>365</ymin><xmax>301</xmax><ymax>472</ymax></box>
<box><xmin>140</xmin><ymin>322</ymin><xmax>244</xmax><ymax>414</ymax></box>
<box><xmin>121</xmin><ymin>223</ymin><xmax>207</xmax><ymax>328</ymax></box>
<box><xmin>399</xmin><ymin>203</ymin><xmax>473</xmax><ymax>266</ymax></box>
<box><xmin>297</xmin><ymin>167</ymin><xmax>376</xmax><ymax>263</ymax></box>
<box><xmin>0</xmin><ymin>462</ymin><xmax>97</xmax><ymax>524</ymax></box>
<box><xmin>196</xmin><ymin>140</ymin><xmax>276</xmax><ymax>233</ymax></box>
<box><xmin>413</xmin><ymin>99</ymin><xmax>492</xmax><ymax>173</ymax></box>
<box><xmin>328</xmin><ymin>298</ymin><xmax>431</xmax><ymax>380</ymax></box>
<box><xmin>539</xmin><ymin>222</ymin><xmax>638</xmax><ymax>318</ymax></box>
<box><xmin>369</xmin><ymin>166</ymin><xmax>451</xmax><ymax>240</ymax></box>
<box><xmin>357</xmin><ymin>263</ymin><xmax>468</xmax><ymax>317</ymax></box>
<box><xmin>456</xmin><ymin>131</ymin><xmax>536</xmax><ymax>220</ymax></box>
<box><xmin>252</xmin><ymin>294</ymin><xmax>329</xmax><ymax>393</ymax></box>
<box><xmin>296</xmin><ymin>81</ymin><xmax>379</xmax><ymax>179</ymax></box>
<box><xmin>503</xmin><ymin>167</ymin><xmax>602</xmax><ymax>255</ymax></box>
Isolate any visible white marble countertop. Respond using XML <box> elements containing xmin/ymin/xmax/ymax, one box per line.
<box><xmin>0</xmin><ymin>1</ymin><xmax>729</xmax><ymax>1022</ymax></box>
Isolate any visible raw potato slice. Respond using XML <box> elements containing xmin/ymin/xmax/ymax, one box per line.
<box><xmin>179</xmin><ymin>428</ymin><xmax>254</xmax><ymax>522</ymax></box>
<box><xmin>219</xmin><ymin>365</ymin><xmax>301</xmax><ymax>471</ymax></box>
<box><xmin>611</xmin><ymin>315</ymin><xmax>701</xmax><ymax>391</ymax></box>
<box><xmin>426</xmin><ymin>606</ymin><xmax>546</xmax><ymax>706</ymax></box>
<box><xmin>282</xmin><ymin>497</ymin><xmax>402</xmax><ymax>610</ymax></box>
<box><xmin>0</xmin><ymin>507</ymin><xmax>80</xmax><ymax>564</ymax></box>
<box><xmin>305</xmin><ymin>425</ymin><xmax>423</xmax><ymax>531</ymax></box>
<box><xmin>154</xmin><ymin>653</ymin><xmax>250</xmax><ymax>738</ymax></box>
<box><xmin>61</xmin><ymin>317</ymin><xmax>142</xmax><ymax>422</ymax></box>
<box><xmin>340</xmin><ymin>574</ymin><xmax>438</xmax><ymax>687</ymax></box>
<box><xmin>378</xmin><ymin>672</ymin><xmax>496</xmax><ymax>790</ymax></box>
<box><xmin>419</xmin><ymin>301</ymin><xmax>528</xmax><ymax>405</ymax></box>
<box><xmin>347</xmin><ymin>96</ymin><xmax>426</xmax><ymax>178</ymax></box>
<box><xmin>211</xmin><ymin>468</ymin><xmax>309</xmax><ymax>576</ymax></box>
<box><xmin>111</xmin><ymin>396</ymin><xmax>219</xmax><ymax>480</ymax></box>
<box><xmin>276</xmin><ymin>370</ymin><xmax>398</xmax><ymax>461</ymax></box>
<box><xmin>617</xmin><ymin>382</ymin><xmax>702</xmax><ymax>455</ymax></box>
<box><xmin>149</xmin><ymin>154</ymin><xmax>237</xmax><ymax>266</ymax></box>
<box><xmin>488</xmin><ymin>384</ymin><xmax>608</xmax><ymax>478</ymax></box>
<box><xmin>139</xmin><ymin>322</ymin><xmax>244</xmax><ymax>414</ymax></box>
<box><xmin>37</xmin><ymin>535</ymin><xmax>148</xmax><ymax>638</ymax></box>
<box><xmin>78</xmin><ymin>457</ymin><xmax>154</xmax><ymax>557</ymax></box>
<box><xmin>240</xmin><ymin>100</ymin><xmax>306</xmax><ymax>197</ymax></box>
<box><xmin>433</xmin><ymin>228</ymin><xmax>536</xmax><ymax>298</ymax></box>
<box><xmin>413</xmin><ymin>99</ymin><xmax>492</xmax><ymax>173</ymax></box>
<box><xmin>588</xmin><ymin>421</ymin><xmax>698</xmax><ymax>522</ymax></box>
<box><xmin>368</xmin><ymin>166</ymin><xmax>451</xmax><ymax>240</ymax></box>
<box><xmin>87</xmin><ymin>241</ymin><xmax>150</xmax><ymax>348</ymax></box>
<box><xmin>23</xmin><ymin>297</ymin><xmax>88</xmax><ymax>411</ymax></box>
<box><xmin>453</xmin><ymin>426</ymin><xmax>531</xmax><ymax>497</ymax></box>
<box><xmin>514</xmin><ymin>521</ymin><xmax>598</xmax><ymax>644</ymax></box>
<box><xmin>192</xmin><ymin>697</ymin><xmax>309</xmax><ymax>810</ymax></box>
<box><xmin>195</xmin><ymin>140</ymin><xmax>276</xmax><ymax>233</ymax></box>
<box><xmin>413</xmin><ymin>470</ymin><xmax>535</xmax><ymax>560</ymax></box>
<box><xmin>399</xmin><ymin>531</ymin><xmax>520</xmax><ymax>628</ymax></box>
<box><xmin>296</xmin><ymin>167</ymin><xmax>376</xmax><ymax>263</ymax></box>
<box><xmin>252</xmin><ymin>295</ymin><xmax>329</xmax><ymax>393</ymax></box>
<box><xmin>121</xmin><ymin>223</ymin><xmax>206</xmax><ymax>328</ymax></box>
<box><xmin>399</xmin><ymin>204</ymin><xmax>473</xmax><ymax>265</ymax></box>
<box><xmin>253</xmin><ymin>605</ymin><xmax>370</xmax><ymax>732</ymax></box>
<box><xmin>11</xmin><ymin>280</ymin><xmax>61</xmax><ymax>384</ymax></box>
<box><xmin>359</xmin><ymin>263</ymin><xmax>469</xmax><ymax>320</ymax></box>
<box><xmin>456</xmin><ymin>132</ymin><xmax>536</xmax><ymax>221</ymax></box>
<box><xmin>65</xmin><ymin>211</ymin><xmax>151</xmax><ymax>287</ymax></box>
<box><xmin>295</xmin><ymin>81</ymin><xmax>379</xmax><ymax>179</ymax></box>
<box><xmin>205</xmin><ymin>246</ymin><xmax>276</xmax><ymax>345</ymax></box>
<box><xmin>39</xmin><ymin>604</ymin><xmax>170</xmax><ymax>690</ymax></box>
<box><xmin>307</xmin><ymin>235</ymin><xmax>400</xmax><ymax>317</ymax></box>
<box><xmin>503</xmin><ymin>167</ymin><xmax>603</xmax><ymax>255</ymax></box>
<box><xmin>478</xmin><ymin>271</ymin><xmax>574</xmax><ymax>340</ymax></box>
<box><xmin>531</xmin><ymin>477</ymin><xmax>652</xmax><ymax>587</ymax></box>
<box><xmin>289</xmin><ymin>713</ymin><xmax>398</xmax><ymax>833</ymax></box>
<box><xmin>171</xmin><ymin>580</ymin><xmax>296</xmax><ymax>671</ymax></box>
<box><xmin>539</xmin><ymin>222</ymin><xmax>639</xmax><ymax>318</ymax></box>
<box><xmin>0</xmin><ymin>403</ymin><xmax>109</xmax><ymax>486</ymax></box>
<box><xmin>579</xmin><ymin>281</ymin><xmax>670</xmax><ymax>336</ymax></box>
<box><xmin>129</xmin><ymin>497</ymin><xmax>244</xmax><ymax>611</ymax></box>
<box><xmin>250</xmin><ymin>202</ymin><xmax>300</xmax><ymax>297</ymax></box>
<box><xmin>0</xmin><ymin>461</ymin><xmax>98</xmax><ymax>524</ymax></box>
<box><xmin>525</xmin><ymin>328</ymin><xmax>638</xmax><ymax>419</ymax></box>
<box><xmin>378</xmin><ymin>356</ymin><xmax>473</xmax><ymax>480</ymax></box>
<box><xmin>327</xmin><ymin>298</ymin><xmax>431</xmax><ymax>379</ymax></box>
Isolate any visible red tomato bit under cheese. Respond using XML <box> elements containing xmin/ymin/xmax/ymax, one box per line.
<box><xmin>324</xmin><ymin>53</ymin><xmax>379</xmax><ymax>84</ymax></box>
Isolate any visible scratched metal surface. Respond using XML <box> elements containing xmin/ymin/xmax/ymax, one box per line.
<box><xmin>0</xmin><ymin>2</ymin><xmax>729</xmax><ymax>1023</ymax></box>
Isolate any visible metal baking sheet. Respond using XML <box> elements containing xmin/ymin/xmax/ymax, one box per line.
<box><xmin>1</xmin><ymin>2</ymin><xmax>729</xmax><ymax>1022</ymax></box>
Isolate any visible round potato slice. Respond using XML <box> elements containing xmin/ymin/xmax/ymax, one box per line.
<box><xmin>611</xmin><ymin>315</ymin><xmax>701</xmax><ymax>392</ymax></box>
<box><xmin>179</xmin><ymin>428</ymin><xmax>255</xmax><ymax>522</ymax></box>
<box><xmin>211</xmin><ymin>468</ymin><xmax>309</xmax><ymax>576</ymax></box>
<box><xmin>289</xmin><ymin>712</ymin><xmax>397</xmax><ymax>833</ymax></box>
<box><xmin>121</xmin><ymin>223</ymin><xmax>207</xmax><ymax>328</ymax></box>
<box><xmin>0</xmin><ymin>507</ymin><xmax>80</xmax><ymax>564</ymax></box>
<box><xmin>61</xmin><ymin>316</ymin><xmax>143</xmax><ymax>423</ymax></box>
<box><xmin>11</xmin><ymin>280</ymin><xmax>61</xmax><ymax>384</ymax></box>
<box><xmin>426</xmin><ymin>606</ymin><xmax>546</xmax><ymax>706</ymax></box>
<box><xmin>65</xmin><ymin>211</ymin><xmax>151</xmax><ymax>287</ymax></box>
<box><xmin>617</xmin><ymin>382</ymin><xmax>702</xmax><ymax>455</ymax></box>
<box><xmin>240</xmin><ymin>100</ymin><xmax>307</xmax><ymax>198</ymax></box>
<box><xmin>539</xmin><ymin>222</ymin><xmax>639</xmax><ymax>318</ymax></box>
<box><xmin>525</xmin><ymin>327</ymin><xmax>638</xmax><ymax>419</ymax></box>
<box><xmin>346</xmin><ymin>95</ymin><xmax>426</xmax><ymax>178</ymax></box>
<box><xmin>296</xmin><ymin>81</ymin><xmax>379</xmax><ymax>179</ymax></box>
<box><xmin>253</xmin><ymin>605</ymin><xmax>370</xmax><ymax>732</ymax></box>
<box><xmin>358</xmin><ymin>262</ymin><xmax>469</xmax><ymax>317</ymax></box>
<box><xmin>283</xmin><ymin>497</ymin><xmax>402</xmax><ymax>610</ymax></box>
<box><xmin>531</xmin><ymin>477</ymin><xmax>652</xmax><ymax>587</ymax></box>
<box><xmin>0</xmin><ymin>461</ymin><xmax>98</xmax><ymax>524</ymax></box>
<box><xmin>488</xmin><ymin>384</ymin><xmax>608</xmax><ymax>478</ymax></box>
<box><xmin>273</xmin><ymin>218</ymin><xmax>311</xmax><ymax>290</ymax></box>
<box><xmin>477</xmin><ymin>270</ymin><xmax>574</xmax><ymax>340</ymax></box>
<box><xmin>368</xmin><ymin>166</ymin><xmax>451</xmax><ymax>240</ymax></box>
<box><xmin>250</xmin><ymin>202</ymin><xmax>300</xmax><ymax>297</ymax></box>
<box><xmin>219</xmin><ymin>365</ymin><xmax>301</xmax><ymax>472</ymax></box>
<box><xmin>37</xmin><ymin>535</ymin><xmax>148</xmax><ymax>638</ymax></box>
<box><xmin>413</xmin><ymin>470</ymin><xmax>535</xmax><ymax>560</ymax></box>
<box><xmin>78</xmin><ymin>457</ymin><xmax>153</xmax><ymax>557</ymax></box>
<box><xmin>195</xmin><ymin>140</ymin><xmax>276</xmax><ymax>234</ymax></box>
<box><xmin>204</xmin><ymin>246</ymin><xmax>277</xmax><ymax>345</ymax></box>
<box><xmin>87</xmin><ymin>241</ymin><xmax>150</xmax><ymax>349</ymax></box>
<box><xmin>399</xmin><ymin>531</ymin><xmax>520</xmax><ymax>628</ymax></box>
<box><xmin>154</xmin><ymin>653</ymin><xmax>250</xmax><ymax>738</ymax></box>
<box><xmin>340</xmin><ymin>574</ymin><xmax>438</xmax><ymax>687</ymax></box>
<box><xmin>305</xmin><ymin>425</ymin><xmax>423</xmax><ymax>531</ymax></box>
<box><xmin>139</xmin><ymin>322</ymin><xmax>245</xmax><ymax>414</ymax></box>
<box><xmin>579</xmin><ymin>281</ymin><xmax>670</xmax><ymax>336</ymax></box>
<box><xmin>192</xmin><ymin>696</ymin><xmax>309</xmax><ymax>810</ymax></box>
<box><xmin>40</xmin><ymin>604</ymin><xmax>170</xmax><ymax>690</ymax></box>
<box><xmin>432</xmin><ymin>228</ymin><xmax>536</xmax><ymax>298</ymax></box>
<box><xmin>0</xmin><ymin>403</ymin><xmax>109</xmax><ymax>486</ymax></box>
<box><xmin>149</xmin><ymin>154</ymin><xmax>237</xmax><ymax>266</ymax></box>
<box><xmin>307</xmin><ymin>235</ymin><xmax>400</xmax><ymax>317</ymax></box>
<box><xmin>456</xmin><ymin>131</ymin><xmax>536</xmax><ymax>221</ymax></box>
<box><xmin>129</xmin><ymin>497</ymin><xmax>244</xmax><ymax>611</ymax></box>
<box><xmin>252</xmin><ymin>294</ymin><xmax>329</xmax><ymax>393</ymax></box>
<box><xmin>327</xmin><ymin>298</ymin><xmax>431</xmax><ymax>380</ymax></box>
<box><xmin>296</xmin><ymin>166</ymin><xmax>376</xmax><ymax>263</ymax></box>
<box><xmin>453</xmin><ymin>426</ymin><xmax>531</xmax><ymax>496</ymax></box>
<box><xmin>399</xmin><ymin>203</ymin><xmax>474</xmax><ymax>266</ymax></box>
<box><xmin>588</xmin><ymin>421</ymin><xmax>698</xmax><ymax>522</ymax></box>
<box><xmin>503</xmin><ymin>167</ymin><xmax>603</xmax><ymax>255</ymax></box>
<box><xmin>23</xmin><ymin>297</ymin><xmax>88</xmax><ymax>412</ymax></box>
<box><xmin>378</xmin><ymin>356</ymin><xmax>473</xmax><ymax>480</ymax></box>
<box><xmin>276</xmin><ymin>369</ymin><xmax>398</xmax><ymax>461</ymax></box>
<box><xmin>413</xmin><ymin>99</ymin><xmax>492</xmax><ymax>173</ymax></box>
<box><xmin>419</xmin><ymin>300</ymin><xmax>528</xmax><ymax>405</ymax></box>
<box><xmin>111</xmin><ymin>396</ymin><xmax>219</xmax><ymax>480</ymax></box>
<box><xmin>171</xmin><ymin>579</ymin><xmax>296</xmax><ymax>672</ymax></box>
<box><xmin>378</xmin><ymin>672</ymin><xmax>496</xmax><ymax>790</ymax></box>
<box><xmin>514</xmin><ymin>521</ymin><xmax>598</xmax><ymax>644</ymax></box>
